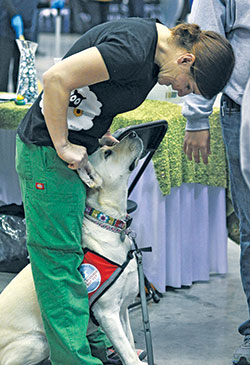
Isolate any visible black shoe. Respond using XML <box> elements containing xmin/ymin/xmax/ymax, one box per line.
<box><xmin>104</xmin><ymin>347</ymin><xmax>147</xmax><ymax>364</ymax></box>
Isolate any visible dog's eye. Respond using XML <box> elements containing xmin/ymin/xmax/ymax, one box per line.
<box><xmin>104</xmin><ymin>150</ymin><xmax>112</xmax><ymax>159</ymax></box>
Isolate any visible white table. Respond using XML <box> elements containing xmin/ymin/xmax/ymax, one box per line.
<box><xmin>129</xmin><ymin>160</ymin><xmax>228</xmax><ymax>293</ymax></box>
<box><xmin>0</xmin><ymin>129</ymin><xmax>22</xmax><ymax>206</ymax></box>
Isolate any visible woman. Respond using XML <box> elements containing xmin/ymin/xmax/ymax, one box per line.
<box><xmin>16</xmin><ymin>18</ymin><xmax>234</xmax><ymax>365</ymax></box>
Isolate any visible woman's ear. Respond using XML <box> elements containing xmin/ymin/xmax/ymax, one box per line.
<box><xmin>177</xmin><ymin>53</ymin><xmax>195</xmax><ymax>66</ymax></box>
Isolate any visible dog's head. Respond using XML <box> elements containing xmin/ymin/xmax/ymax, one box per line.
<box><xmin>78</xmin><ymin>132</ymin><xmax>143</xmax><ymax>190</ymax></box>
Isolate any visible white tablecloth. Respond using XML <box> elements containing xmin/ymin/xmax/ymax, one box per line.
<box><xmin>129</xmin><ymin>160</ymin><xmax>228</xmax><ymax>293</ymax></box>
<box><xmin>0</xmin><ymin>129</ymin><xmax>22</xmax><ymax>206</ymax></box>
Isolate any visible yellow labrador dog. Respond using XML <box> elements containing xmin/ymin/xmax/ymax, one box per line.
<box><xmin>0</xmin><ymin>132</ymin><xmax>146</xmax><ymax>365</ymax></box>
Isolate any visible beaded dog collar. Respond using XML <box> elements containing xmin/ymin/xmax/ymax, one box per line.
<box><xmin>84</xmin><ymin>206</ymin><xmax>129</xmax><ymax>230</ymax></box>
<box><xmin>84</xmin><ymin>206</ymin><xmax>132</xmax><ymax>241</ymax></box>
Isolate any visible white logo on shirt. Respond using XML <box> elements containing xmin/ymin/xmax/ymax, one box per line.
<box><xmin>39</xmin><ymin>86</ymin><xmax>102</xmax><ymax>131</ymax></box>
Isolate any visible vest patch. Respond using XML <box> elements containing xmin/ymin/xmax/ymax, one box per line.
<box><xmin>79</xmin><ymin>251</ymin><xmax>120</xmax><ymax>299</ymax></box>
<box><xmin>79</xmin><ymin>263</ymin><xmax>101</xmax><ymax>294</ymax></box>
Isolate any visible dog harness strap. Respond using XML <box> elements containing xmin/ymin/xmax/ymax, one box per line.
<box><xmin>89</xmin><ymin>267</ymin><xmax>123</xmax><ymax>307</ymax></box>
<box><xmin>79</xmin><ymin>248</ymin><xmax>135</xmax><ymax>325</ymax></box>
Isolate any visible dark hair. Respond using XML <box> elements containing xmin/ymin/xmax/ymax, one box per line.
<box><xmin>171</xmin><ymin>23</ymin><xmax>235</xmax><ymax>99</ymax></box>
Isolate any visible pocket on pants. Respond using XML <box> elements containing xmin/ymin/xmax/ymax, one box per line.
<box><xmin>25</xmin><ymin>189</ymin><xmax>86</xmax><ymax>252</ymax></box>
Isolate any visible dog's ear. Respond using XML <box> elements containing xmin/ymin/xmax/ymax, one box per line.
<box><xmin>77</xmin><ymin>162</ymin><xmax>103</xmax><ymax>189</ymax></box>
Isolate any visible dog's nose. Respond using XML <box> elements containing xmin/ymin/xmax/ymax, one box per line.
<box><xmin>128</xmin><ymin>131</ymin><xmax>137</xmax><ymax>138</ymax></box>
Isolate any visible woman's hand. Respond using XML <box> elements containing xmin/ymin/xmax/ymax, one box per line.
<box><xmin>56</xmin><ymin>142</ymin><xmax>88</xmax><ymax>170</ymax></box>
<box><xmin>183</xmin><ymin>130</ymin><xmax>211</xmax><ymax>164</ymax></box>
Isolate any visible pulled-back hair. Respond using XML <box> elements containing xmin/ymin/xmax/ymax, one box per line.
<box><xmin>171</xmin><ymin>23</ymin><xmax>235</xmax><ymax>99</ymax></box>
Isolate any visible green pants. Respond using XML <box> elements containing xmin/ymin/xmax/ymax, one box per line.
<box><xmin>16</xmin><ymin>136</ymin><xmax>110</xmax><ymax>365</ymax></box>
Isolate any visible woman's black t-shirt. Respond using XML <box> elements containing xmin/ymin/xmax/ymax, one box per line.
<box><xmin>17</xmin><ymin>17</ymin><xmax>159</xmax><ymax>154</ymax></box>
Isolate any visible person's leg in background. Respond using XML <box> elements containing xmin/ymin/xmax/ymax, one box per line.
<box><xmin>128</xmin><ymin>0</ymin><xmax>144</xmax><ymax>17</ymax></box>
<box><xmin>220</xmin><ymin>97</ymin><xmax>250</xmax><ymax>364</ymax></box>
<box><xmin>88</xmin><ymin>329</ymin><xmax>112</xmax><ymax>363</ymax></box>
<box><xmin>69</xmin><ymin>0</ymin><xmax>92</xmax><ymax>33</ymax></box>
<box><xmin>16</xmin><ymin>136</ymin><xmax>103</xmax><ymax>365</ymax></box>
<box><xmin>0</xmin><ymin>37</ymin><xmax>14</xmax><ymax>92</ymax></box>
<box><xmin>86</xmin><ymin>1</ymin><xmax>101</xmax><ymax>28</ymax></box>
<box><xmin>12</xmin><ymin>42</ymin><xmax>20</xmax><ymax>93</ymax></box>
<box><xmin>99</xmin><ymin>1</ymin><xmax>110</xmax><ymax>24</ymax></box>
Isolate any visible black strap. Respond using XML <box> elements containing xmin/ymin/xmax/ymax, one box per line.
<box><xmin>222</xmin><ymin>94</ymin><xmax>241</xmax><ymax>110</ymax></box>
<box><xmin>87</xmin><ymin>245</ymin><xmax>152</xmax><ymax>325</ymax></box>
<box><xmin>88</xmin><ymin>249</ymin><xmax>136</xmax><ymax>326</ymax></box>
